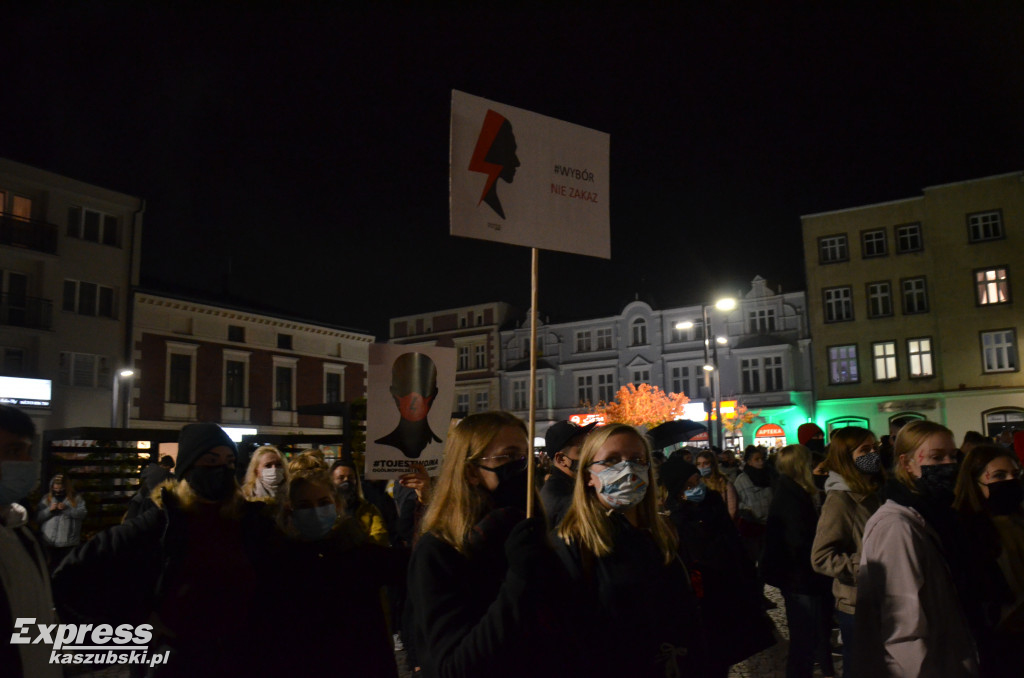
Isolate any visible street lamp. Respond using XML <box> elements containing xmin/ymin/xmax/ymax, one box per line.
<box><xmin>111</xmin><ymin>368</ymin><xmax>135</xmax><ymax>428</ymax></box>
<box><xmin>674</xmin><ymin>296</ymin><xmax>736</xmax><ymax>448</ymax></box>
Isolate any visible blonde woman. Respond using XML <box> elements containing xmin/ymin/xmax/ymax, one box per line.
<box><xmin>855</xmin><ymin>420</ymin><xmax>978</xmax><ymax>677</ymax></box>
<box><xmin>810</xmin><ymin>426</ymin><xmax>884</xmax><ymax>677</ymax></box>
<box><xmin>36</xmin><ymin>473</ymin><xmax>86</xmax><ymax>570</ymax></box>
<box><xmin>407</xmin><ymin>411</ymin><xmax>567</xmax><ymax>678</ymax></box>
<box><xmin>762</xmin><ymin>445</ymin><xmax>834</xmax><ymax>678</ymax></box>
<box><xmin>555</xmin><ymin>423</ymin><xmax>705</xmax><ymax>678</ymax></box>
<box><xmin>695</xmin><ymin>449</ymin><xmax>738</xmax><ymax>520</ymax></box>
<box><xmin>241</xmin><ymin>445</ymin><xmax>289</xmax><ymax>503</ymax></box>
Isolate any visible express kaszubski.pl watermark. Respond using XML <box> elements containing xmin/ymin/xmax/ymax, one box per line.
<box><xmin>11</xmin><ymin>618</ymin><xmax>169</xmax><ymax>667</ymax></box>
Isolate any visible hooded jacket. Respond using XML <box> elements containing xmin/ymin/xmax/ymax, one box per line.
<box><xmin>36</xmin><ymin>484</ymin><xmax>87</xmax><ymax>548</ymax></box>
<box><xmin>855</xmin><ymin>498</ymin><xmax>978</xmax><ymax>677</ymax></box>
<box><xmin>810</xmin><ymin>471</ymin><xmax>882</xmax><ymax>614</ymax></box>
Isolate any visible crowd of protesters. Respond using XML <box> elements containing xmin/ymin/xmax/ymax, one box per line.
<box><xmin>3</xmin><ymin>402</ymin><xmax>1024</xmax><ymax>677</ymax></box>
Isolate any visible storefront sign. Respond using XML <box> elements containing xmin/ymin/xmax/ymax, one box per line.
<box><xmin>755</xmin><ymin>424</ymin><xmax>785</xmax><ymax>437</ymax></box>
<box><xmin>0</xmin><ymin>376</ymin><xmax>51</xmax><ymax>408</ymax></box>
<box><xmin>569</xmin><ymin>413</ymin><xmax>606</xmax><ymax>427</ymax></box>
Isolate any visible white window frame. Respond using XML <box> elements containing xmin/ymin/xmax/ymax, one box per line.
<box><xmin>976</xmin><ymin>267</ymin><xmax>1009</xmax><ymax>305</ymax></box>
<box><xmin>867</xmin><ymin>281</ymin><xmax>892</xmax><ymax>318</ymax></box>
<box><xmin>632</xmin><ymin>368</ymin><xmax>650</xmax><ymax>386</ymax></box>
<box><xmin>823</xmin><ymin>286</ymin><xmax>853</xmax><ymax>323</ymax></box>
<box><xmin>595</xmin><ymin>327</ymin><xmax>614</xmax><ymax>350</ymax></box>
<box><xmin>861</xmin><ymin>229</ymin><xmax>887</xmax><ymax>258</ymax></box>
<box><xmin>511</xmin><ymin>378</ymin><xmax>528</xmax><ymax>410</ymax></box>
<box><xmin>63</xmin><ymin>279</ymin><xmax>117</xmax><ymax>318</ymax></box>
<box><xmin>535</xmin><ymin>376</ymin><xmax>547</xmax><ymax>409</ymax></box>
<box><xmin>968</xmin><ymin>210</ymin><xmax>1004</xmax><ymax>242</ymax></box>
<box><xmin>981</xmin><ymin>329</ymin><xmax>1018</xmax><ymax>373</ymax></box>
<box><xmin>828</xmin><ymin>345</ymin><xmax>859</xmax><ymax>384</ymax></box>
<box><xmin>907</xmin><ymin>337</ymin><xmax>934</xmax><ymax>378</ymax></box>
<box><xmin>575</xmin><ymin>330</ymin><xmax>593</xmax><ymax>353</ymax></box>
<box><xmin>59</xmin><ymin>351</ymin><xmax>109</xmax><ymax>388</ymax></box>
<box><xmin>67</xmin><ymin>205</ymin><xmax>119</xmax><ymax>246</ymax></box>
<box><xmin>222</xmin><ymin>349</ymin><xmax>251</xmax><ymax>408</ymax></box>
<box><xmin>631</xmin><ymin>318</ymin><xmax>647</xmax><ymax>346</ymax></box>
<box><xmin>456</xmin><ymin>392</ymin><xmax>470</xmax><ymax>414</ymax></box>
<box><xmin>597</xmin><ymin>371</ymin><xmax>616</xmax><ymax>402</ymax></box>
<box><xmin>872</xmin><ymin>341</ymin><xmax>898</xmax><ymax>381</ymax></box>
<box><xmin>902</xmin><ymin>277</ymin><xmax>928</xmax><ymax>314</ymax></box>
<box><xmin>323</xmin><ymin>363</ymin><xmax>346</xmax><ymax>404</ymax></box>
<box><xmin>747</xmin><ymin>309</ymin><xmax>776</xmax><ymax>333</ymax></box>
<box><xmin>764</xmin><ymin>355</ymin><xmax>784</xmax><ymax>391</ymax></box>
<box><xmin>271</xmin><ymin>355</ymin><xmax>299</xmax><ymax>411</ymax></box>
<box><xmin>474</xmin><ymin>343</ymin><xmax>487</xmax><ymax>369</ymax></box>
<box><xmin>457</xmin><ymin>346</ymin><xmax>470</xmax><ymax>371</ymax></box>
<box><xmin>475</xmin><ymin>390</ymin><xmax>489</xmax><ymax>413</ymax></box>
<box><xmin>895</xmin><ymin>223</ymin><xmax>923</xmax><ymax>253</ymax></box>
<box><xmin>741</xmin><ymin>358</ymin><xmax>761</xmax><ymax>393</ymax></box>
<box><xmin>819</xmin><ymin>234</ymin><xmax>849</xmax><ymax>263</ymax></box>
<box><xmin>165</xmin><ymin>342</ymin><xmax>198</xmax><ymax>404</ymax></box>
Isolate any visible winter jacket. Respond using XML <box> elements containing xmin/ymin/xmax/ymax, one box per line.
<box><xmin>762</xmin><ymin>475</ymin><xmax>832</xmax><ymax>595</ymax></box>
<box><xmin>555</xmin><ymin>512</ymin><xmax>707</xmax><ymax>678</ymax></box>
<box><xmin>0</xmin><ymin>503</ymin><xmax>62</xmax><ymax>678</ymax></box>
<box><xmin>538</xmin><ymin>467</ymin><xmax>574</xmax><ymax>529</ymax></box>
<box><xmin>810</xmin><ymin>471</ymin><xmax>881</xmax><ymax>614</ymax></box>
<box><xmin>352</xmin><ymin>497</ymin><xmax>390</xmax><ymax>547</ymax></box>
<box><xmin>855</xmin><ymin>499</ymin><xmax>979</xmax><ymax>677</ymax></box>
<box><xmin>734</xmin><ymin>470</ymin><xmax>773</xmax><ymax>524</ymax></box>
<box><xmin>36</xmin><ymin>495</ymin><xmax>87</xmax><ymax>547</ymax></box>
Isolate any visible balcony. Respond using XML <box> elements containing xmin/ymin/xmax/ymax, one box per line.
<box><xmin>0</xmin><ymin>213</ymin><xmax>59</xmax><ymax>254</ymax></box>
<box><xmin>0</xmin><ymin>294</ymin><xmax>52</xmax><ymax>330</ymax></box>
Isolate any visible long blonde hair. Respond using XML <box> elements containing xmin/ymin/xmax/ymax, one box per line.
<box><xmin>418</xmin><ymin>411</ymin><xmax>527</xmax><ymax>554</ymax></box>
<box><xmin>893</xmin><ymin>420</ymin><xmax>952</xmax><ymax>491</ymax></box>
<box><xmin>557</xmin><ymin>423</ymin><xmax>678</xmax><ymax>565</ymax></box>
<box><xmin>241</xmin><ymin>446</ymin><xmax>290</xmax><ymax>499</ymax></box>
<box><xmin>776</xmin><ymin>444</ymin><xmax>817</xmax><ymax>495</ymax></box>
<box><xmin>823</xmin><ymin>427</ymin><xmax>883</xmax><ymax>495</ymax></box>
<box><xmin>694</xmin><ymin>450</ymin><xmax>729</xmax><ymax>496</ymax></box>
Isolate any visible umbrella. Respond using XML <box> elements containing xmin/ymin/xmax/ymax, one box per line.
<box><xmin>647</xmin><ymin>420</ymin><xmax>708</xmax><ymax>451</ymax></box>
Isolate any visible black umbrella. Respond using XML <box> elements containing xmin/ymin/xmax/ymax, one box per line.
<box><xmin>647</xmin><ymin>420</ymin><xmax>708</xmax><ymax>451</ymax></box>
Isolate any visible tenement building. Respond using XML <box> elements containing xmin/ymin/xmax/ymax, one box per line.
<box><xmin>801</xmin><ymin>171</ymin><xmax>1024</xmax><ymax>437</ymax></box>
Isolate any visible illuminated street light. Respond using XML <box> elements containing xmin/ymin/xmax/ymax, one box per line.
<box><xmin>715</xmin><ymin>297</ymin><xmax>738</xmax><ymax>311</ymax></box>
<box><xmin>119</xmin><ymin>368</ymin><xmax>135</xmax><ymax>378</ymax></box>
<box><xmin>111</xmin><ymin>367</ymin><xmax>136</xmax><ymax>428</ymax></box>
<box><xmin>674</xmin><ymin>320</ymin><xmax>693</xmax><ymax>330</ymax></box>
<box><xmin>716</xmin><ymin>336</ymin><xmax>728</xmax><ymax>345</ymax></box>
<box><xmin>703</xmin><ymin>364</ymin><xmax>715</xmax><ymax>372</ymax></box>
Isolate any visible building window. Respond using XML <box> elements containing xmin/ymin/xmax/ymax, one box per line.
<box><xmin>577</xmin><ymin>375</ymin><xmax>593</xmax><ymax>405</ymax></box>
<box><xmin>224</xmin><ymin>360</ymin><xmax>246</xmax><ymax>407</ymax></box>
<box><xmin>894</xmin><ymin>223</ymin><xmax>923</xmax><ymax>253</ymax></box>
<box><xmin>908</xmin><ymin>337</ymin><xmax>934</xmax><ymax>378</ymax></box>
<box><xmin>576</xmin><ymin>330</ymin><xmax>592</xmax><ymax>353</ymax></box>
<box><xmin>872</xmin><ymin>341</ymin><xmax>898</xmax><ymax>381</ymax></box>
<box><xmin>670</xmin><ymin>365</ymin><xmax>691</xmax><ymax>396</ymax></box>
<box><xmin>228</xmin><ymin>325</ymin><xmax>245</xmax><ymax>342</ymax></box>
<box><xmin>598</xmin><ymin>372</ymin><xmax>616</xmax><ymax>402</ymax></box>
<box><xmin>58</xmin><ymin>351</ymin><xmax>109</xmax><ymax>388</ymax></box>
<box><xmin>976</xmin><ymin>267</ymin><xmax>1010</xmax><ymax>305</ymax></box>
<box><xmin>67</xmin><ymin>206</ymin><xmax>119</xmax><ymax>246</ymax></box>
<box><xmin>983</xmin><ymin>409</ymin><xmax>1024</xmax><ymax>438</ymax></box>
<box><xmin>535</xmin><ymin>377</ymin><xmax>547</xmax><ymax>409</ymax></box>
<box><xmin>2</xmin><ymin>192</ymin><xmax>32</xmax><ymax>220</ymax></box>
<box><xmin>741</xmin><ymin>359</ymin><xmax>761</xmax><ymax>393</ymax></box>
<box><xmin>901</xmin><ymin>277</ymin><xmax>929</xmax><ymax>314</ymax></box>
<box><xmin>968</xmin><ymin>210</ymin><xmax>1004</xmax><ymax>243</ymax></box>
<box><xmin>828</xmin><ymin>345</ymin><xmax>859</xmax><ymax>384</ymax></box>
<box><xmin>456</xmin><ymin>393</ymin><xmax>470</xmax><ymax>414</ymax></box>
<box><xmin>765</xmin><ymin>356</ymin><xmax>783</xmax><ymax>391</ymax></box>
<box><xmin>818</xmin><ymin>235</ymin><xmax>849</xmax><ymax>264</ymax></box>
<box><xmin>457</xmin><ymin>346</ymin><xmax>470</xmax><ymax>371</ymax></box>
<box><xmin>866</xmin><ymin>281</ymin><xmax>893</xmax><ymax>318</ymax></box>
<box><xmin>168</xmin><ymin>353</ymin><xmax>192</xmax><ymax>403</ymax></box>
<box><xmin>747</xmin><ymin>309</ymin><xmax>776</xmax><ymax>333</ymax></box>
<box><xmin>596</xmin><ymin>327</ymin><xmax>613</xmax><ymax>350</ymax></box>
<box><xmin>631</xmin><ymin>318</ymin><xmax>647</xmax><ymax>346</ymax></box>
<box><xmin>823</xmin><ymin>287</ymin><xmax>853</xmax><ymax>323</ymax></box>
<box><xmin>474</xmin><ymin>344</ymin><xmax>486</xmax><ymax>369</ymax></box>
<box><xmin>981</xmin><ymin>329</ymin><xmax>1018</xmax><ymax>373</ymax></box>
<box><xmin>62</xmin><ymin>280</ymin><xmax>117</xmax><ymax>318</ymax></box>
<box><xmin>862</xmin><ymin>229</ymin><xmax>887</xmax><ymax>258</ymax></box>
<box><xmin>475</xmin><ymin>391</ymin><xmax>489</xmax><ymax>412</ymax></box>
<box><xmin>325</xmin><ymin>371</ymin><xmax>343</xmax><ymax>404</ymax></box>
<box><xmin>274</xmin><ymin>365</ymin><xmax>294</xmax><ymax>410</ymax></box>
<box><xmin>632</xmin><ymin>368</ymin><xmax>650</xmax><ymax>386</ymax></box>
<box><xmin>512</xmin><ymin>379</ymin><xmax>528</xmax><ymax>410</ymax></box>
<box><xmin>277</xmin><ymin>333</ymin><xmax>293</xmax><ymax>350</ymax></box>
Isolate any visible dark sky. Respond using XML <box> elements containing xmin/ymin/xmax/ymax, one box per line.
<box><xmin>5</xmin><ymin>3</ymin><xmax>1023</xmax><ymax>337</ymax></box>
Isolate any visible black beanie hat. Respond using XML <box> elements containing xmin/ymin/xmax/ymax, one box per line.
<box><xmin>176</xmin><ymin>423</ymin><xmax>237</xmax><ymax>478</ymax></box>
<box><xmin>659</xmin><ymin>454</ymin><xmax>699</xmax><ymax>498</ymax></box>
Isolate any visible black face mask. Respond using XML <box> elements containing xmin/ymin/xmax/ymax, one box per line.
<box><xmin>813</xmin><ymin>474</ymin><xmax>828</xmax><ymax>491</ymax></box>
<box><xmin>916</xmin><ymin>463</ymin><xmax>958</xmax><ymax>504</ymax></box>
<box><xmin>53</xmin><ymin>491</ymin><xmax>67</xmax><ymax>501</ymax></box>
<box><xmin>480</xmin><ymin>458</ymin><xmax>529</xmax><ymax>512</ymax></box>
<box><xmin>188</xmin><ymin>466</ymin><xmax>236</xmax><ymax>502</ymax></box>
<box><xmin>985</xmin><ymin>479</ymin><xmax>1024</xmax><ymax>516</ymax></box>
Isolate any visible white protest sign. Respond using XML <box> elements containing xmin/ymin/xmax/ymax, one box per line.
<box><xmin>450</xmin><ymin>89</ymin><xmax>610</xmax><ymax>259</ymax></box>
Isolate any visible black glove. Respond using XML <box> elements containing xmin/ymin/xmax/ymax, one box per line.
<box><xmin>503</xmin><ymin>516</ymin><xmax>556</xmax><ymax>582</ymax></box>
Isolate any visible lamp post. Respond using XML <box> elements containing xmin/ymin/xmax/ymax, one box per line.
<box><xmin>675</xmin><ymin>297</ymin><xmax>736</xmax><ymax>449</ymax></box>
<box><xmin>111</xmin><ymin>368</ymin><xmax>135</xmax><ymax>428</ymax></box>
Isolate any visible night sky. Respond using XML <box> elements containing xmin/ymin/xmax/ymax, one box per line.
<box><xmin>5</xmin><ymin>3</ymin><xmax>1023</xmax><ymax>338</ymax></box>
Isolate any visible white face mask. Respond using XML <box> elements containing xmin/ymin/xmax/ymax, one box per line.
<box><xmin>594</xmin><ymin>461</ymin><xmax>649</xmax><ymax>510</ymax></box>
<box><xmin>0</xmin><ymin>460</ymin><xmax>40</xmax><ymax>505</ymax></box>
<box><xmin>260</xmin><ymin>467</ymin><xmax>284</xmax><ymax>487</ymax></box>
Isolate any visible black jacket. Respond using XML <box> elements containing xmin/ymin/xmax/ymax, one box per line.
<box><xmin>762</xmin><ymin>475</ymin><xmax>832</xmax><ymax>595</ymax></box>
<box><xmin>539</xmin><ymin>469</ymin><xmax>574</xmax><ymax>529</ymax></box>
<box><xmin>555</xmin><ymin>513</ymin><xmax>706</xmax><ymax>678</ymax></box>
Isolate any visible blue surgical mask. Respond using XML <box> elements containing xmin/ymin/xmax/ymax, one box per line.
<box><xmin>0</xmin><ymin>461</ymin><xmax>40</xmax><ymax>505</ymax></box>
<box><xmin>698</xmin><ymin>466</ymin><xmax>713</xmax><ymax>477</ymax></box>
<box><xmin>594</xmin><ymin>461</ymin><xmax>649</xmax><ymax>510</ymax></box>
<box><xmin>684</xmin><ymin>483</ymin><xmax>707</xmax><ymax>503</ymax></box>
<box><xmin>292</xmin><ymin>504</ymin><xmax>338</xmax><ymax>540</ymax></box>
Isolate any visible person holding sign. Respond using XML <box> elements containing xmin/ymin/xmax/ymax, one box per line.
<box><xmin>407</xmin><ymin>411</ymin><xmax>572</xmax><ymax>677</ymax></box>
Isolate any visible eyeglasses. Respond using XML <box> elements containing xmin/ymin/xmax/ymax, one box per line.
<box><xmin>474</xmin><ymin>452</ymin><xmax>527</xmax><ymax>466</ymax></box>
<box><xmin>588</xmin><ymin>457</ymin><xmax>650</xmax><ymax>470</ymax></box>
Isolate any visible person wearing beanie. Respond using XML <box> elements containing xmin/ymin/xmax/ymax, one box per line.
<box><xmin>661</xmin><ymin>453</ymin><xmax>775</xmax><ymax>677</ymax></box>
<box><xmin>539</xmin><ymin>420</ymin><xmax>596</xmax><ymax>529</ymax></box>
<box><xmin>798</xmin><ymin>423</ymin><xmax>826</xmax><ymax>454</ymax></box>
<box><xmin>53</xmin><ymin>423</ymin><xmax>286</xmax><ymax>677</ymax></box>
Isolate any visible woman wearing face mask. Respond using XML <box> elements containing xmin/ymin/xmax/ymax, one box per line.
<box><xmin>854</xmin><ymin>420</ymin><xmax>979</xmax><ymax>677</ymax></box>
<box><xmin>52</xmin><ymin>423</ymin><xmax>285</xmax><ymax>677</ymax></box>
<box><xmin>953</xmin><ymin>445</ymin><xmax>1024</xmax><ymax>677</ymax></box>
<box><xmin>241</xmin><ymin>445</ymin><xmax>289</xmax><ymax>504</ymax></box>
<box><xmin>762</xmin><ymin>445</ymin><xmax>835</xmax><ymax>678</ymax></box>
<box><xmin>282</xmin><ymin>468</ymin><xmax>406</xmax><ymax>677</ymax></box>
<box><xmin>330</xmin><ymin>458</ymin><xmax>390</xmax><ymax>546</ymax></box>
<box><xmin>408</xmin><ymin>411</ymin><xmax>570</xmax><ymax>678</ymax></box>
<box><xmin>695</xmin><ymin>449</ymin><xmax>738</xmax><ymax>520</ymax></box>
<box><xmin>556</xmin><ymin>424</ymin><xmax>706</xmax><ymax>678</ymax></box>
<box><xmin>661</xmin><ymin>454</ymin><xmax>773</xmax><ymax>678</ymax></box>
<box><xmin>36</xmin><ymin>473</ymin><xmax>86</xmax><ymax>571</ymax></box>
<box><xmin>810</xmin><ymin>426</ymin><xmax>884</xmax><ymax>677</ymax></box>
<box><xmin>734</xmin><ymin>446</ymin><xmax>774</xmax><ymax>607</ymax></box>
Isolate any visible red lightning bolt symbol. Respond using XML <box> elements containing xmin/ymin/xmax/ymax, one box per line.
<box><xmin>468</xmin><ymin>109</ymin><xmax>507</xmax><ymax>206</ymax></box>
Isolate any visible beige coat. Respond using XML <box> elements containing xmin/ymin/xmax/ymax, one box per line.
<box><xmin>810</xmin><ymin>472</ymin><xmax>880</xmax><ymax>614</ymax></box>
<box><xmin>855</xmin><ymin>500</ymin><xmax>978</xmax><ymax>677</ymax></box>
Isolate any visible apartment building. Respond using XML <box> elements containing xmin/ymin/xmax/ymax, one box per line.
<box><xmin>801</xmin><ymin>171</ymin><xmax>1024</xmax><ymax>437</ymax></box>
<box><xmin>0</xmin><ymin>158</ymin><xmax>143</xmax><ymax>432</ymax></box>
